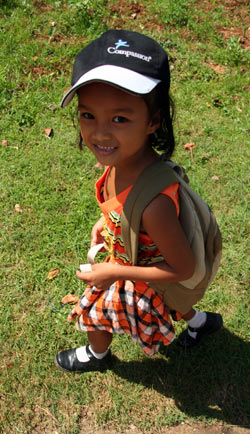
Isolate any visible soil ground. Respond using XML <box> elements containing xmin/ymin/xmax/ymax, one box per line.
<box><xmin>83</xmin><ymin>424</ymin><xmax>250</xmax><ymax>434</ymax></box>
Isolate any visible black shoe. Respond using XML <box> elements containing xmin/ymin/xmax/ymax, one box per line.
<box><xmin>176</xmin><ymin>312</ymin><xmax>223</xmax><ymax>349</ymax></box>
<box><xmin>55</xmin><ymin>345</ymin><xmax>112</xmax><ymax>373</ymax></box>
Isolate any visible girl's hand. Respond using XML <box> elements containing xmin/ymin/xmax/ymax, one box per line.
<box><xmin>76</xmin><ymin>262</ymin><xmax>119</xmax><ymax>291</ymax></box>
<box><xmin>91</xmin><ymin>217</ymin><xmax>105</xmax><ymax>248</ymax></box>
<box><xmin>68</xmin><ymin>304</ymin><xmax>83</xmax><ymax>322</ymax></box>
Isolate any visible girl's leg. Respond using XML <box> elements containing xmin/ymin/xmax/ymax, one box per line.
<box><xmin>88</xmin><ymin>330</ymin><xmax>112</xmax><ymax>353</ymax></box>
<box><xmin>76</xmin><ymin>330</ymin><xmax>112</xmax><ymax>362</ymax></box>
<box><xmin>181</xmin><ymin>308</ymin><xmax>196</xmax><ymax>321</ymax></box>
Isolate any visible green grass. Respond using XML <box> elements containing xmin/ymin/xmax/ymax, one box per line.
<box><xmin>0</xmin><ymin>0</ymin><xmax>250</xmax><ymax>432</ymax></box>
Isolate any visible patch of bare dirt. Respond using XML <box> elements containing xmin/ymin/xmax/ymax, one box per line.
<box><xmin>105</xmin><ymin>0</ymin><xmax>166</xmax><ymax>35</ymax></box>
<box><xmin>205</xmin><ymin>62</ymin><xmax>227</xmax><ymax>74</ymax></box>
<box><xmin>79</xmin><ymin>405</ymin><xmax>250</xmax><ymax>434</ymax></box>
<box><xmin>219</xmin><ymin>27</ymin><xmax>250</xmax><ymax>51</ymax></box>
<box><xmin>222</xmin><ymin>0</ymin><xmax>249</xmax><ymax>11</ymax></box>
<box><xmin>33</xmin><ymin>0</ymin><xmax>56</xmax><ymax>12</ymax></box>
<box><xmin>33</xmin><ymin>0</ymin><xmax>67</xmax><ymax>12</ymax></box>
<box><xmin>193</xmin><ymin>0</ymin><xmax>218</xmax><ymax>13</ymax></box>
<box><xmin>105</xmin><ymin>0</ymin><xmax>148</xmax><ymax>29</ymax></box>
<box><xmin>193</xmin><ymin>0</ymin><xmax>250</xmax><ymax>50</ymax></box>
<box><xmin>81</xmin><ymin>423</ymin><xmax>250</xmax><ymax>434</ymax></box>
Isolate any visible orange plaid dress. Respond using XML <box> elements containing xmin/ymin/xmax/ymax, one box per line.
<box><xmin>75</xmin><ymin>167</ymin><xmax>180</xmax><ymax>356</ymax></box>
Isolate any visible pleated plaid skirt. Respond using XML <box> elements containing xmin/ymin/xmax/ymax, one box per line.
<box><xmin>76</xmin><ymin>278</ymin><xmax>175</xmax><ymax>356</ymax></box>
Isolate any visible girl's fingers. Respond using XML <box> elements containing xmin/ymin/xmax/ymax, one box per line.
<box><xmin>76</xmin><ymin>269</ymin><xmax>91</xmax><ymax>281</ymax></box>
<box><xmin>68</xmin><ymin>310</ymin><xmax>76</xmax><ymax>322</ymax></box>
<box><xmin>68</xmin><ymin>304</ymin><xmax>84</xmax><ymax>322</ymax></box>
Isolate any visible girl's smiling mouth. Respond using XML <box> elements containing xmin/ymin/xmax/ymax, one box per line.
<box><xmin>94</xmin><ymin>144</ymin><xmax>117</xmax><ymax>154</ymax></box>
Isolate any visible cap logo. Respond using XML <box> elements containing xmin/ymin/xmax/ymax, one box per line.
<box><xmin>114</xmin><ymin>39</ymin><xmax>129</xmax><ymax>49</ymax></box>
<box><xmin>107</xmin><ymin>39</ymin><xmax>152</xmax><ymax>63</ymax></box>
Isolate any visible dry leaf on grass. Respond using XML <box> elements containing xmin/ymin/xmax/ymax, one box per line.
<box><xmin>184</xmin><ymin>142</ymin><xmax>196</xmax><ymax>161</ymax></box>
<box><xmin>44</xmin><ymin>128</ymin><xmax>53</xmax><ymax>137</ymax></box>
<box><xmin>3</xmin><ymin>140</ymin><xmax>18</xmax><ymax>150</ymax></box>
<box><xmin>61</xmin><ymin>294</ymin><xmax>79</xmax><ymax>305</ymax></box>
<box><xmin>184</xmin><ymin>142</ymin><xmax>196</xmax><ymax>151</ymax></box>
<box><xmin>47</xmin><ymin>268</ymin><xmax>60</xmax><ymax>280</ymax></box>
<box><xmin>14</xmin><ymin>204</ymin><xmax>23</xmax><ymax>213</ymax></box>
<box><xmin>206</xmin><ymin>62</ymin><xmax>226</xmax><ymax>75</ymax></box>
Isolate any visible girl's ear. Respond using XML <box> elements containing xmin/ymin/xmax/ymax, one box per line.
<box><xmin>148</xmin><ymin>110</ymin><xmax>161</xmax><ymax>134</ymax></box>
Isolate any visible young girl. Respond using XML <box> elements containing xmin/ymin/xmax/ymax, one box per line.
<box><xmin>55</xmin><ymin>30</ymin><xmax>223</xmax><ymax>373</ymax></box>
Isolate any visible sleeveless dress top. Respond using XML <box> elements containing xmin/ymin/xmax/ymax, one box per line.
<box><xmin>76</xmin><ymin>167</ymin><xmax>180</xmax><ymax>356</ymax></box>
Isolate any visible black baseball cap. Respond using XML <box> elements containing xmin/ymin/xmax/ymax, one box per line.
<box><xmin>61</xmin><ymin>29</ymin><xmax>170</xmax><ymax>107</ymax></box>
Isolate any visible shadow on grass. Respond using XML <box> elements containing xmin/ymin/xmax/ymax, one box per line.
<box><xmin>112</xmin><ymin>328</ymin><xmax>250</xmax><ymax>426</ymax></box>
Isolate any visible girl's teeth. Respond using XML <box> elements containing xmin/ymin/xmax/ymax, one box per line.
<box><xmin>97</xmin><ymin>145</ymin><xmax>115</xmax><ymax>150</ymax></box>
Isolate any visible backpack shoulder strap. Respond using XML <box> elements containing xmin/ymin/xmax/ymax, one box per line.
<box><xmin>121</xmin><ymin>160</ymin><xmax>178</xmax><ymax>265</ymax></box>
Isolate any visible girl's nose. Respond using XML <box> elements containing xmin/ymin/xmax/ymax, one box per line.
<box><xmin>92</xmin><ymin>122</ymin><xmax>111</xmax><ymax>142</ymax></box>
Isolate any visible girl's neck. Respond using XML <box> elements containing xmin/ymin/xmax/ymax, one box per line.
<box><xmin>106</xmin><ymin>149</ymin><xmax>159</xmax><ymax>198</ymax></box>
<box><xmin>115</xmin><ymin>148</ymin><xmax>158</xmax><ymax>181</ymax></box>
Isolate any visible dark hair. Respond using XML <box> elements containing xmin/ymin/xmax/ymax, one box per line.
<box><xmin>143</xmin><ymin>83</ymin><xmax>175</xmax><ymax>159</ymax></box>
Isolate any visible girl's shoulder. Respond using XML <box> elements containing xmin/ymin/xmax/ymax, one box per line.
<box><xmin>160</xmin><ymin>182</ymin><xmax>179</xmax><ymax>216</ymax></box>
<box><xmin>96</xmin><ymin>165</ymin><xmax>179</xmax><ymax>215</ymax></box>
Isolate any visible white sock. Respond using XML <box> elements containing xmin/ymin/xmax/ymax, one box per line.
<box><xmin>76</xmin><ymin>345</ymin><xmax>109</xmax><ymax>362</ymax></box>
<box><xmin>89</xmin><ymin>346</ymin><xmax>109</xmax><ymax>360</ymax></box>
<box><xmin>187</xmin><ymin>311</ymin><xmax>207</xmax><ymax>339</ymax></box>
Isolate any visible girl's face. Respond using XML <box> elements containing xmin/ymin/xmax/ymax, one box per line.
<box><xmin>78</xmin><ymin>83</ymin><xmax>159</xmax><ymax>171</ymax></box>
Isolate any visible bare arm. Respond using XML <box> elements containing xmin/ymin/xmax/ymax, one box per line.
<box><xmin>139</xmin><ymin>193</ymin><xmax>195</xmax><ymax>282</ymax></box>
<box><xmin>90</xmin><ymin>216</ymin><xmax>105</xmax><ymax>248</ymax></box>
<box><xmin>77</xmin><ymin>194</ymin><xmax>195</xmax><ymax>289</ymax></box>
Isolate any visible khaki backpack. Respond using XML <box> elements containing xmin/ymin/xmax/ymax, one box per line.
<box><xmin>120</xmin><ymin>159</ymin><xmax>222</xmax><ymax>314</ymax></box>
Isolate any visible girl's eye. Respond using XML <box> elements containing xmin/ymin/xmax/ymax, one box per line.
<box><xmin>113</xmin><ymin>116</ymin><xmax>129</xmax><ymax>123</ymax></box>
<box><xmin>81</xmin><ymin>112</ymin><xmax>94</xmax><ymax>120</ymax></box>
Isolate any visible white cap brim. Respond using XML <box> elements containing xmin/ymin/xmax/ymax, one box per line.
<box><xmin>61</xmin><ymin>65</ymin><xmax>161</xmax><ymax>107</ymax></box>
